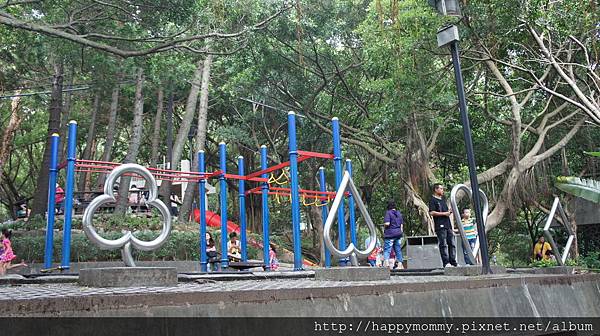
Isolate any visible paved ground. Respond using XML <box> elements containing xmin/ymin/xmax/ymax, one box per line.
<box><xmin>0</xmin><ymin>273</ymin><xmax>546</xmax><ymax>302</ymax></box>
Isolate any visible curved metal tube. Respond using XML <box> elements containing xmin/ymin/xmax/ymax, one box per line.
<box><xmin>323</xmin><ymin>171</ymin><xmax>377</xmax><ymax>266</ymax></box>
<box><xmin>449</xmin><ymin>184</ymin><xmax>488</xmax><ymax>265</ymax></box>
<box><xmin>82</xmin><ymin>163</ymin><xmax>172</xmax><ymax>267</ymax></box>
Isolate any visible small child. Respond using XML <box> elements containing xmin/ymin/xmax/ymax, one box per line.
<box><xmin>0</xmin><ymin>229</ymin><xmax>27</xmax><ymax>275</ymax></box>
<box><xmin>269</xmin><ymin>243</ymin><xmax>279</xmax><ymax>271</ymax></box>
<box><xmin>368</xmin><ymin>243</ymin><xmax>382</xmax><ymax>267</ymax></box>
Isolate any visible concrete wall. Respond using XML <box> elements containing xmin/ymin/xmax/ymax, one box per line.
<box><xmin>573</xmin><ymin>198</ymin><xmax>600</xmax><ymax>226</ymax></box>
<box><xmin>21</xmin><ymin>261</ymin><xmax>204</xmax><ymax>274</ymax></box>
<box><xmin>7</xmin><ymin>274</ymin><xmax>600</xmax><ymax>318</ymax></box>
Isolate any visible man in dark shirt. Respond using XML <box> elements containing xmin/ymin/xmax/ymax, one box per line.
<box><xmin>429</xmin><ymin>183</ymin><xmax>457</xmax><ymax>267</ymax></box>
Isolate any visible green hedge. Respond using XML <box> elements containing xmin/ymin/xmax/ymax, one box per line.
<box><xmin>11</xmin><ymin>229</ymin><xmax>262</xmax><ymax>263</ymax></box>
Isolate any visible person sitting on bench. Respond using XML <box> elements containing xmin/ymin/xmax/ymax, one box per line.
<box><xmin>205</xmin><ymin>232</ymin><xmax>218</xmax><ymax>272</ymax></box>
<box><xmin>227</xmin><ymin>232</ymin><xmax>241</xmax><ymax>261</ymax></box>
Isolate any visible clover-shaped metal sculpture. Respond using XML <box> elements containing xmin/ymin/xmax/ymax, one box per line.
<box><xmin>543</xmin><ymin>197</ymin><xmax>574</xmax><ymax>266</ymax></box>
<box><xmin>450</xmin><ymin>184</ymin><xmax>489</xmax><ymax>265</ymax></box>
<box><xmin>323</xmin><ymin>171</ymin><xmax>377</xmax><ymax>266</ymax></box>
<box><xmin>82</xmin><ymin>164</ymin><xmax>172</xmax><ymax>267</ymax></box>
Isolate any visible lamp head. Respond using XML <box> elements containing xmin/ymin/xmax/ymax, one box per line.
<box><xmin>428</xmin><ymin>0</ymin><xmax>461</xmax><ymax>17</ymax></box>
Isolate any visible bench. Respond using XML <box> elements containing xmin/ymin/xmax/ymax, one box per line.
<box><xmin>228</xmin><ymin>261</ymin><xmax>267</xmax><ymax>271</ymax></box>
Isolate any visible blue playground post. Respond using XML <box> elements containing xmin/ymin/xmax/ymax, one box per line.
<box><xmin>198</xmin><ymin>151</ymin><xmax>207</xmax><ymax>272</ymax></box>
<box><xmin>318</xmin><ymin>167</ymin><xmax>331</xmax><ymax>268</ymax></box>
<box><xmin>219</xmin><ymin>142</ymin><xmax>228</xmax><ymax>269</ymax></box>
<box><xmin>61</xmin><ymin>120</ymin><xmax>77</xmax><ymax>269</ymax></box>
<box><xmin>260</xmin><ymin>145</ymin><xmax>270</xmax><ymax>270</ymax></box>
<box><xmin>44</xmin><ymin>133</ymin><xmax>60</xmax><ymax>269</ymax></box>
<box><xmin>331</xmin><ymin>117</ymin><xmax>347</xmax><ymax>266</ymax></box>
<box><xmin>346</xmin><ymin>159</ymin><xmax>357</xmax><ymax>247</ymax></box>
<box><xmin>238</xmin><ymin>156</ymin><xmax>248</xmax><ymax>262</ymax></box>
<box><xmin>287</xmin><ymin>111</ymin><xmax>303</xmax><ymax>271</ymax></box>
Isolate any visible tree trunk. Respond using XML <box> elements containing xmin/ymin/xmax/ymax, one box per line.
<box><xmin>309</xmin><ymin>204</ymin><xmax>325</xmax><ymax>266</ymax></box>
<box><xmin>180</xmin><ymin>55</ymin><xmax>212</xmax><ymax>221</ymax></box>
<box><xmin>77</xmin><ymin>91</ymin><xmax>100</xmax><ymax>195</ymax></box>
<box><xmin>149</xmin><ymin>86</ymin><xmax>164</xmax><ymax>167</ymax></box>
<box><xmin>31</xmin><ymin>59</ymin><xmax>64</xmax><ymax>217</ymax></box>
<box><xmin>0</xmin><ymin>93</ymin><xmax>22</xmax><ymax>177</ymax></box>
<box><xmin>58</xmin><ymin>68</ymin><xmax>74</xmax><ymax>162</ymax></box>
<box><xmin>158</xmin><ymin>60</ymin><xmax>204</xmax><ymax>202</ymax></box>
<box><xmin>115</xmin><ymin>68</ymin><xmax>145</xmax><ymax>214</ymax></box>
<box><xmin>97</xmin><ymin>76</ymin><xmax>122</xmax><ymax>186</ymax></box>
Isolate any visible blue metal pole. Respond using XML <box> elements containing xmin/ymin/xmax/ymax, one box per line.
<box><xmin>61</xmin><ymin>120</ymin><xmax>77</xmax><ymax>269</ymax></box>
<box><xmin>331</xmin><ymin>117</ymin><xmax>347</xmax><ymax>266</ymax></box>
<box><xmin>219</xmin><ymin>142</ymin><xmax>228</xmax><ymax>269</ymax></box>
<box><xmin>44</xmin><ymin>133</ymin><xmax>60</xmax><ymax>269</ymax></box>
<box><xmin>198</xmin><ymin>151</ymin><xmax>207</xmax><ymax>272</ymax></box>
<box><xmin>260</xmin><ymin>145</ymin><xmax>270</xmax><ymax>270</ymax></box>
<box><xmin>318</xmin><ymin>167</ymin><xmax>331</xmax><ymax>268</ymax></box>
<box><xmin>238</xmin><ymin>156</ymin><xmax>248</xmax><ymax>262</ymax></box>
<box><xmin>288</xmin><ymin>111</ymin><xmax>303</xmax><ymax>271</ymax></box>
<box><xmin>346</xmin><ymin>159</ymin><xmax>357</xmax><ymax>247</ymax></box>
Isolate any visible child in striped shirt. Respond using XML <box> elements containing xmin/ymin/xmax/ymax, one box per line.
<box><xmin>461</xmin><ymin>208</ymin><xmax>479</xmax><ymax>265</ymax></box>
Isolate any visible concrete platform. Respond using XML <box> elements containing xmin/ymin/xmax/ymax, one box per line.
<box><xmin>79</xmin><ymin>267</ymin><xmax>177</xmax><ymax>287</ymax></box>
<box><xmin>2</xmin><ymin>273</ymin><xmax>599</xmax><ymax>317</ymax></box>
<box><xmin>314</xmin><ymin>266</ymin><xmax>390</xmax><ymax>281</ymax></box>
<box><xmin>515</xmin><ymin>266</ymin><xmax>576</xmax><ymax>275</ymax></box>
<box><xmin>443</xmin><ymin>265</ymin><xmax>507</xmax><ymax>276</ymax></box>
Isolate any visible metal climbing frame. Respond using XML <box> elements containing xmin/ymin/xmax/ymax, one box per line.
<box><xmin>44</xmin><ymin>113</ymin><xmax>360</xmax><ymax>272</ymax></box>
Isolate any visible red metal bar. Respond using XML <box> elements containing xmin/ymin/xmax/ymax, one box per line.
<box><xmin>76</xmin><ymin>159</ymin><xmax>120</xmax><ymax>165</ymax></box>
<box><xmin>246</xmin><ymin>176</ymin><xmax>268</xmax><ymax>183</ymax></box>
<box><xmin>222</xmin><ymin>173</ymin><xmax>268</xmax><ymax>183</ymax></box>
<box><xmin>246</xmin><ymin>160</ymin><xmax>292</xmax><ymax>179</ymax></box>
<box><xmin>245</xmin><ymin>186</ymin><xmax>262</xmax><ymax>195</ymax></box>
<box><xmin>224</xmin><ymin>173</ymin><xmax>246</xmax><ymax>180</ymax></box>
<box><xmin>269</xmin><ymin>186</ymin><xmax>338</xmax><ymax>196</ymax></box>
<box><xmin>245</xmin><ymin>154</ymin><xmax>313</xmax><ymax>179</ymax></box>
<box><xmin>297</xmin><ymin>150</ymin><xmax>334</xmax><ymax>159</ymax></box>
<box><xmin>265</xmin><ymin>191</ymin><xmax>330</xmax><ymax>201</ymax></box>
<box><xmin>75</xmin><ymin>162</ymin><xmax>221</xmax><ymax>179</ymax></box>
<box><xmin>246</xmin><ymin>188</ymin><xmax>335</xmax><ymax>201</ymax></box>
<box><xmin>76</xmin><ymin>159</ymin><xmax>220</xmax><ymax>178</ymax></box>
<box><xmin>74</xmin><ymin>169</ymin><xmax>206</xmax><ymax>183</ymax></box>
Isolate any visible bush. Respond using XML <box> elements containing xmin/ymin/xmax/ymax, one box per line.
<box><xmin>579</xmin><ymin>252</ymin><xmax>600</xmax><ymax>270</ymax></box>
<box><xmin>11</xmin><ymin>230</ymin><xmax>206</xmax><ymax>263</ymax></box>
<box><xmin>529</xmin><ymin>258</ymin><xmax>558</xmax><ymax>268</ymax></box>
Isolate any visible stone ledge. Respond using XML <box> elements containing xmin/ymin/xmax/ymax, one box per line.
<box><xmin>79</xmin><ymin>267</ymin><xmax>177</xmax><ymax>287</ymax></box>
<box><xmin>314</xmin><ymin>267</ymin><xmax>390</xmax><ymax>281</ymax></box>
<box><xmin>443</xmin><ymin>265</ymin><xmax>507</xmax><ymax>276</ymax></box>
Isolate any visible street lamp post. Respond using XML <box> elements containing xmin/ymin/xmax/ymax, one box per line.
<box><xmin>429</xmin><ymin>0</ymin><xmax>492</xmax><ymax>274</ymax></box>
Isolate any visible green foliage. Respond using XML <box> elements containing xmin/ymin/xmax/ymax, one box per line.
<box><xmin>529</xmin><ymin>258</ymin><xmax>558</xmax><ymax>268</ymax></box>
<box><xmin>1</xmin><ymin>0</ymin><xmax>599</xmax><ymax>266</ymax></box>
<box><xmin>493</xmin><ymin>232</ymin><xmax>533</xmax><ymax>268</ymax></box>
<box><xmin>580</xmin><ymin>252</ymin><xmax>600</xmax><ymax>270</ymax></box>
<box><xmin>11</xmin><ymin>231</ymin><xmax>208</xmax><ymax>263</ymax></box>
<box><xmin>556</xmin><ymin>176</ymin><xmax>600</xmax><ymax>204</ymax></box>
<box><xmin>0</xmin><ymin>216</ymin><xmax>45</xmax><ymax>231</ymax></box>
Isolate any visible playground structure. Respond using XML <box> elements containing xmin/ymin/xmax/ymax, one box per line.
<box><xmin>44</xmin><ymin>112</ymin><xmax>365</xmax><ymax>272</ymax></box>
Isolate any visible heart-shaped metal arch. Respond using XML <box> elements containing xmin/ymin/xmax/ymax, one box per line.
<box><xmin>543</xmin><ymin>197</ymin><xmax>574</xmax><ymax>266</ymax></box>
<box><xmin>323</xmin><ymin>171</ymin><xmax>377</xmax><ymax>266</ymax></box>
<box><xmin>82</xmin><ymin>163</ymin><xmax>172</xmax><ymax>267</ymax></box>
<box><xmin>450</xmin><ymin>184</ymin><xmax>488</xmax><ymax>265</ymax></box>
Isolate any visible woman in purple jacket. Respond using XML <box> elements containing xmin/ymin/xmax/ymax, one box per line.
<box><xmin>383</xmin><ymin>200</ymin><xmax>404</xmax><ymax>269</ymax></box>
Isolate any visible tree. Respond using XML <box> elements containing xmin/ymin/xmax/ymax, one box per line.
<box><xmin>0</xmin><ymin>1</ymin><xmax>291</xmax><ymax>58</ymax></box>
